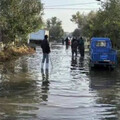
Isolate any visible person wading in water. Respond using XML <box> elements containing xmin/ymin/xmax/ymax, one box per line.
<box><xmin>41</xmin><ymin>35</ymin><xmax>51</xmax><ymax>76</ymax></box>
<box><xmin>71</xmin><ymin>37</ymin><xmax>78</xmax><ymax>58</ymax></box>
<box><xmin>78</xmin><ymin>36</ymin><xmax>85</xmax><ymax>58</ymax></box>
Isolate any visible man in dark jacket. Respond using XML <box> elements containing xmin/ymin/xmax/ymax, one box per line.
<box><xmin>41</xmin><ymin>35</ymin><xmax>50</xmax><ymax>72</ymax></box>
<box><xmin>78</xmin><ymin>36</ymin><xmax>84</xmax><ymax>58</ymax></box>
<box><xmin>71</xmin><ymin>37</ymin><xmax>78</xmax><ymax>58</ymax></box>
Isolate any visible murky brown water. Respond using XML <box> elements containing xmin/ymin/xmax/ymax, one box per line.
<box><xmin>0</xmin><ymin>44</ymin><xmax>120</xmax><ymax>120</ymax></box>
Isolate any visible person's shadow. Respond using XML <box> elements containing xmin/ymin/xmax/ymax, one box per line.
<box><xmin>41</xmin><ymin>69</ymin><xmax>50</xmax><ymax>101</ymax></box>
<box><xmin>41</xmin><ymin>68</ymin><xmax>49</xmax><ymax>82</ymax></box>
<box><xmin>79</xmin><ymin>57</ymin><xmax>84</xmax><ymax>68</ymax></box>
<box><xmin>71</xmin><ymin>56</ymin><xmax>77</xmax><ymax>67</ymax></box>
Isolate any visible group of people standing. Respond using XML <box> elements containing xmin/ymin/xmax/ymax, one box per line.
<box><xmin>40</xmin><ymin>35</ymin><xmax>85</xmax><ymax>81</ymax></box>
<box><xmin>71</xmin><ymin>36</ymin><xmax>85</xmax><ymax>58</ymax></box>
<box><xmin>65</xmin><ymin>36</ymin><xmax>85</xmax><ymax>58</ymax></box>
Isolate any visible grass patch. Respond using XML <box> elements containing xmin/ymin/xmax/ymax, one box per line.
<box><xmin>0</xmin><ymin>45</ymin><xmax>35</xmax><ymax>62</ymax></box>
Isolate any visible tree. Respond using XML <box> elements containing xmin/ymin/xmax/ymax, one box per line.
<box><xmin>71</xmin><ymin>12</ymin><xmax>86</xmax><ymax>29</ymax></box>
<box><xmin>0</xmin><ymin>0</ymin><xmax>43</xmax><ymax>43</ymax></box>
<box><xmin>46</xmin><ymin>17</ymin><xmax>64</xmax><ymax>41</ymax></box>
<box><xmin>72</xmin><ymin>28</ymin><xmax>81</xmax><ymax>37</ymax></box>
<box><xmin>71</xmin><ymin>0</ymin><xmax>120</xmax><ymax>48</ymax></box>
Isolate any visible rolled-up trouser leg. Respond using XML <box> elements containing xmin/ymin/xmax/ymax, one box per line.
<box><xmin>78</xmin><ymin>47</ymin><xmax>81</xmax><ymax>57</ymax></box>
<box><xmin>46</xmin><ymin>54</ymin><xmax>49</xmax><ymax>70</ymax></box>
<box><xmin>75</xmin><ymin>49</ymin><xmax>77</xmax><ymax>57</ymax></box>
<box><xmin>41</xmin><ymin>54</ymin><xmax>46</xmax><ymax>69</ymax></box>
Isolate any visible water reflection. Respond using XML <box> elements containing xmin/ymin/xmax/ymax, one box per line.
<box><xmin>0</xmin><ymin>45</ymin><xmax>120</xmax><ymax>120</ymax></box>
<box><xmin>71</xmin><ymin>56</ymin><xmax>85</xmax><ymax>70</ymax></box>
<box><xmin>0</xmin><ymin>61</ymin><xmax>15</xmax><ymax>81</ymax></box>
<box><xmin>79</xmin><ymin>57</ymin><xmax>84</xmax><ymax>68</ymax></box>
<box><xmin>71</xmin><ymin>56</ymin><xmax>77</xmax><ymax>67</ymax></box>
<box><xmin>0</xmin><ymin>66</ymin><xmax>51</xmax><ymax>119</ymax></box>
<box><xmin>89</xmin><ymin>68</ymin><xmax>119</xmax><ymax>119</ymax></box>
<box><xmin>41</xmin><ymin>68</ymin><xmax>50</xmax><ymax>102</ymax></box>
<box><xmin>89</xmin><ymin>68</ymin><xmax>117</xmax><ymax>90</ymax></box>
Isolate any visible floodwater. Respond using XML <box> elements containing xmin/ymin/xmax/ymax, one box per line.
<box><xmin>0</xmin><ymin>44</ymin><xmax>120</xmax><ymax>120</ymax></box>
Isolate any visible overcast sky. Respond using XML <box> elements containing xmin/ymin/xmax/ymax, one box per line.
<box><xmin>41</xmin><ymin>0</ymin><xmax>101</xmax><ymax>33</ymax></box>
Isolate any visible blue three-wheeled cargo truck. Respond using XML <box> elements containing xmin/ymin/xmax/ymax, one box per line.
<box><xmin>89</xmin><ymin>37</ymin><xmax>117</xmax><ymax>69</ymax></box>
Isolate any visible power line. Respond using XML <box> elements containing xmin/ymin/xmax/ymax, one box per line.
<box><xmin>44</xmin><ymin>8</ymin><xmax>99</xmax><ymax>10</ymax></box>
<box><xmin>44</xmin><ymin>2</ymin><xmax>98</xmax><ymax>7</ymax></box>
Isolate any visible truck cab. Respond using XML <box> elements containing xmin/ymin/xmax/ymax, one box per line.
<box><xmin>90</xmin><ymin>37</ymin><xmax>117</xmax><ymax>69</ymax></box>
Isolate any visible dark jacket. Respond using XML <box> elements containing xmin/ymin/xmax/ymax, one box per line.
<box><xmin>41</xmin><ymin>39</ymin><xmax>50</xmax><ymax>54</ymax></box>
<box><xmin>71</xmin><ymin>39</ymin><xmax>78</xmax><ymax>51</ymax></box>
<box><xmin>78</xmin><ymin>38</ymin><xmax>84</xmax><ymax>46</ymax></box>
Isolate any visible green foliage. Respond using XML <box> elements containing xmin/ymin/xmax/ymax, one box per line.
<box><xmin>71</xmin><ymin>12</ymin><xmax>87</xmax><ymax>29</ymax></box>
<box><xmin>71</xmin><ymin>0</ymin><xmax>120</xmax><ymax>48</ymax></box>
<box><xmin>72</xmin><ymin>28</ymin><xmax>81</xmax><ymax>37</ymax></box>
<box><xmin>0</xmin><ymin>0</ymin><xmax>43</xmax><ymax>43</ymax></box>
<box><xmin>46</xmin><ymin>17</ymin><xmax>64</xmax><ymax>41</ymax></box>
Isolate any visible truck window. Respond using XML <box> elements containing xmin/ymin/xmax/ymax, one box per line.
<box><xmin>96</xmin><ymin>41</ymin><xmax>106</xmax><ymax>47</ymax></box>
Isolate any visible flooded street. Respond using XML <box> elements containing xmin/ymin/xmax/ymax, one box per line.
<box><xmin>0</xmin><ymin>44</ymin><xmax>120</xmax><ymax>120</ymax></box>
